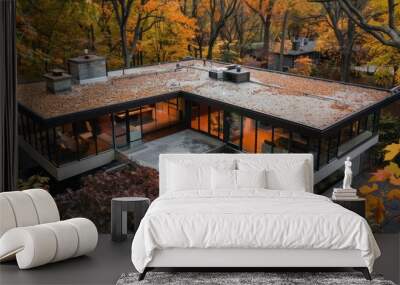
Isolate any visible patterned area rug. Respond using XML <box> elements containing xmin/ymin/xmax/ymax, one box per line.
<box><xmin>116</xmin><ymin>271</ymin><xmax>395</xmax><ymax>285</ymax></box>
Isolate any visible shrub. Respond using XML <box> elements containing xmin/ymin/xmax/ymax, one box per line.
<box><xmin>18</xmin><ymin>175</ymin><xmax>50</xmax><ymax>190</ymax></box>
<box><xmin>55</xmin><ymin>163</ymin><xmax>159</xmax><ymax>233</ymax></box>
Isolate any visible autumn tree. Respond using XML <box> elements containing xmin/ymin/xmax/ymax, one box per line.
<box><xmin>339</xmin><ymin>0</ymin><xmax>400</xmax><ymax>49</ymax></box>
<box><xmin>17</xmin><ymin>0</ymin><xmax>98</xmax><ymax>79</ymax></box>
<box><xmin>110</xmin><ymin>0</ymin><xmax>136</xmax><ymax>67</ymax></box>
<box><xmin>206</xmin><ymin>0</ymin><xmax>238</xmax><ymax>59</ymax></box>
<box><xmin>141</xmin><ymin>1</ymin><xmax>195</xmax><ymax>62</ymax></box>
<box><xmin>320</xmin><ymin>0</ymin><xmax>367</xmax><ymax>82</ymax></box>
<box><xmin>359</xmin><ymin>141</ymin><xmax>400</xmax><ymax>231</ymax></box>
<box><xmin>244</xmin><ymin>0</ymin><xmax>278</xmax><ymax>66</ymax></box>
<box><xmin>233</xmin><ymin>3</ymin><xmax>261</xmax><ymax>58</ymax></box>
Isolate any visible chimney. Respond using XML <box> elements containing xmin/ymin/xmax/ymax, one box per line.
<box><xmin>43</xmin><ymin>69</ymin><xmax>72</xmax><ymax>94</ymax></box>
<box><xmin>68</xmin><ymin>51</ymin><xmax>107</xmax><ymax>84</ymax></box>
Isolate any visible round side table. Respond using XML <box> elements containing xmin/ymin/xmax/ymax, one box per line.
<box><xmin>111</xmin><ymin>197</ymin><xmax>150</xmax><ymax>242</ymax></box>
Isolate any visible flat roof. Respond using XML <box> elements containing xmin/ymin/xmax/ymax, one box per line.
<box><xmin>17</xmin><ymin>60</ymin><xmax>395</xmax><ymax>130</ymax></box>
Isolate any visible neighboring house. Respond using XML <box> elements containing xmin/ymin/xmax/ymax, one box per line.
<box><xmin>17</xmin><ymin>57</ymin><xmax>399</xmax><ymax>193</ymax></box>
<box><xmin>245</xmin><ymin>38</ymin><xmax>320</xmax><ymax>71</ymax></box>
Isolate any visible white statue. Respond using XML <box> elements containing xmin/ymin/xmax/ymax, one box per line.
<box><xmin>343</xmin><ymin>157</ymin><xmax>353</xmax><ymax>189</ymax></box>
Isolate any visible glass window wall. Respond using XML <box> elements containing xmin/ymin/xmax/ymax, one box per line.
<box><xmin>199</xmin><ymin>103</ymin><xmax>209</xmax><ymax>133</ymax></box>
<box><xmin>225</xmin><ymin>111</ymin><xmax>242</xmax><ymax>148</ymax></box>
<box><xmin>273</xmin><ymin>127</ymin><xmax>290</xmax><ymax>153</ymax></box>
<box><xmin>256</xmin><ymin>121</ymin><xmax>273</xmax><ymax>153</ymax></box>
<box><xmin>210</xmin><ymin>106</ymin><xmax>223</xmax><ymax>139</ymax></box>
<box><xmin>242</xmin><ymin>116</ymin><xmax>256</xmax><ymax>153</ymax></box>
<box><xmin>291</xmin><ymin>132</ymin><xmax>308</xmax><ymax>153</ymax></box>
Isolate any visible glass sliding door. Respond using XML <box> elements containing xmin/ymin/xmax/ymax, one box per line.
<box><xmin>141</xmin><ymin>104</ymin><xmax>157</xmax><ymax>134</ymax></box>
<box><xmin>242</xmin><ymin>116</ymin><xmax>256</xmax><ymax>153</ymax></box>
<box><xmin>128</xmin><ymin>107</ymin><xmax>142</xmax><ymax>142</ymax></box>
<box><xmin>256</xmin><ymin>121</ymin><xmax>273</xmax><ymax>153</ymax></box>
<box><xmin>199</xmin><ymin>103</ymin><xmax>209</xmax><ymax>133</ymax></box>
<box><xmin>225</xmin><ymin>111</ymin><xmax>242</xmax><ymax>148</ymax></box>
<box><xmin>273</xmin><ymin>127</ymin><xmax>290</xmax><ymax>153</ymax></box>
<box><xmin>210</xmin><ymin>107</ymin><xmax>223</xmax><ymax>139</ymax></box>
<box><xmin>168</xmin><ymin>98</ymin><xmax>180</xmax><ymax>125</ymax></box>
<box><xmin>191</xmin><ymin>102</ymin><xmax>199</xmax><ymax>130</ymax></box>
<box><xmin>291</xmin><ymin>132</ymin><xmax>308</xmax><ymax>153</ymax></box>
<box><xmin>96</xmin><ymin>114</ymin><xmax>114</xmax><ymax>152</ymax></box>
<box><xmin>114</xmin><ymin>111</ymin><xmax>129</xmax><ymax>148</ymax></box>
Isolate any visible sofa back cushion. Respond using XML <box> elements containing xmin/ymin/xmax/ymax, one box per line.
<box><xmin>0</xmin><ymin>189</ymin><xmax>60</xmax><ymax>238</ymax></box>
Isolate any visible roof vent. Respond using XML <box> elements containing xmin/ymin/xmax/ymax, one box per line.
<box><xmin>209</xmin><ymin>67</ymin><xmax>225</xmax><ymax>80</ymax></box>
<box><xmin>68</xmin><ymin>51</ymin><xmax>107</xmax><ymax>84</ymax></box>
<box><xmin>43</xmin><ymin>69</ymin><xmax>72</xmax><ymax>94</ymax></box>
<box><xmin>391</xmin><ymin>85</ymin><xmax>400</xmax><ymax>95</ymax></box>
<box><xmin>223</xmin><ymin>65</ymin><xmax>250</xmax><ymax>83</ymax></box>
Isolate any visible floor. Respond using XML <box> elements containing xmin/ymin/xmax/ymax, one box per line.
<box><xmin>0</xmin><ymin>234</ymin><xmax>134</xmax><ymax>285</ymax></box>
<box><xmin>121</xmin><ymin>129</ymin><xmax>224</xmax><ymax>169</ymax></box>
<box><xmin>1</xmin><ymin>234</ymin><xmax>398</xmax><ymax>285</ymax></box>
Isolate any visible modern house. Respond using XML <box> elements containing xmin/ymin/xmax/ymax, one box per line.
<box><xmin>245</xmin><ymin>38</ymin><xmax>320</xmax><ymax>71</ymax></box>
<box><xmin>17</xmin><ymin>57</ymin><xmax>399</xmax><ymax>187</ymax></box>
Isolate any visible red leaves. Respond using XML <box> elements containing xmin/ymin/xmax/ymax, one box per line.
<box><xmin>55</xmin><ymin>163</ymin><xmax>159</xmax><ymax>233</ymax></box>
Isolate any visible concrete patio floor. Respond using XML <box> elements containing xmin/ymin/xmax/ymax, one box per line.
<box><xmin>0</xmin><ymin>234</ymin><xmax>134</xmax><ymax>285</ymax></box>
<box><xmin>121</xmin><ymin>129</ymin><xmax>224</xmax><ymax>169</ymax></box>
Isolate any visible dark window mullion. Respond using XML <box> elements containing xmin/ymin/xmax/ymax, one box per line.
<box><xmin>254</xmin><ymin>121</ymin><xmax>258</xmax><ymax>153</ymax></box>
<box><xmin>39</xmin><ymin>125</ymin><xmax>45</xmax><ymax>155</ymax></box>
<box><xmin>288</xmin><ymin>131</ymin><xmax>293</xmax><ymax>152</ymax></box>
<box><xmin>335</xmin><ymin>131</ymin><xmax>341</xmax><ymax>157</ymax></box>
<box><xmin>316</xmin><ymin>138</ymin><xmax>321</xmax><ymax>170</ymax></box>
<box><xmin>207</xmin><ymin>106</ymin><xmax>211</xmax><ymax>134</ymax></box>
<box><xmin>46</xmin><ymin>129</ymin><xmax>51</xmax><ymax>160</ymax></box>
<box><xmin>111</xmin><ymin>113</ymin><xmax>116</xmax><ymax>149</ymax></box>
<box><xmin>125</xmin><ymin>110</ymin><xmax>130</xmax><ymax>144</ymax></box>
<box><xmin>73</xmin><ymin>123</ymin><xmax>80</xmax><ymax>160</ymax></box>
<box><xmin>139</xmin><ymin>107</ymin><xmax>143</xmax><ymax>137</ymax></box>
<box><xmin>53</xmin><ymin>128</ymin><xmax>59</xmax><ymax>166</ymax></box>
<box><xmin>327</xmin><ymin>137</ymin><xmax>331</xmax><ymax>163</ymax></box>
<box><xmin>21</xmin><ymin>113</ymin><xmax>27</xmax><ymax>141</ymax></box>
<box><xmin>33</xmin><ymin>121</ymin><xmax>38</xmax><ymax>150</ymax></box>
<box><xmin>271</xmin><ymin>127</ymin><xmax>275</xmax><ymax>153</ymax></box>
<box><xmin>239</xmin><ymin>116</ymin><xmax>243</xmax><ymax>150</ymax></box>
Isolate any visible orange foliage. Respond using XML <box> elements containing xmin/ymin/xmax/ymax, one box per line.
<box><xmin>359</xmin><ymin>140</ymin><xmax>400</xmax><ymax>229</ymax></box>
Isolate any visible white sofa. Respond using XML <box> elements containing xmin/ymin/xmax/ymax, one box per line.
<box><xmin>0</xmin><ymin>189</ymin><xmax>98</xmax><ymax>269</ymax></box>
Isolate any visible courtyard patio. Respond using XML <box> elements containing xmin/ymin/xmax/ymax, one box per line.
<box><xmin>120</xmin><ymin>129</ymin><xmax>225</xmax><ymax>169</ymax></box>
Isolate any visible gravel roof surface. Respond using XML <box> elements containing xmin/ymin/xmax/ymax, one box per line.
<box><xmin>17</xmin><ymin>60</ymin><xmax>392</xmax><ymax>130</ymax></box>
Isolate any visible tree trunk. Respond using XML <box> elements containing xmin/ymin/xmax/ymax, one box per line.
<box><xmin>279</xmin><ymin>10</ymin><xmax>289</xmax><ymax>71</ymax></box>
<box><xmin>262</xmin><ymin>16</ymin><xmax>272</xmax><ymax>67</ymax></box>
<box><xmin>393</xmin><ymin>65</ymin><xmax>399</xmax><ymax>87</ymax></box>
<box><xmin>340</xmin><ymin>48</ymin><xmax>352</xmax><ymax>82</ymax></box>
<box><xmin>207</xmin><ymin>38</ymin><xmax>215</xmax><ymax>60</ymax></box>
<box><xmin>199</xmin><ymin>43</ymin><xmax>203</xmax><ymax>59</ymax></box>
<box><xmin>120</xmin><ymin>26</ymin><xmax>129</xmax><ymax>68</ymax></box>
<box><xmin>90</xmin><ymin>24</ymin><xmax>96</xmax><ymax>52</ymax></box>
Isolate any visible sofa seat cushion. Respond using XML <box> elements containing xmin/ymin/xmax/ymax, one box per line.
<box><xmin>0</xmin><ymin>218</ymin><xmax>98</xmax><ymax>269</ymax></box>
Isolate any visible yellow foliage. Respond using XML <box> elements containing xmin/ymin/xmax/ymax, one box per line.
<box><xmin>290</xmin><ymin>56</ymin><xmax>313</xmax><ymax>76</ymax></box>
<box><xmin>387</xmin><ymin>189</ymin><xmax>400</xmax><ymax>201</ymax></box>
<box><xmin>383</xmin><ymin>142</ymin><xmax>400</xmax><ymax>161</ymax></box>
<box><xmin>359</xmin><ymin>184</ymin><xmax>379</xmax><ymax>196</ymax></box>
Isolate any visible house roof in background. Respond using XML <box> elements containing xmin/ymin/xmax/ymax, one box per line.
<box><xmin>17</xmin><ymin>60</ymin><xmax>394</xmax><ymax>130</ymax></box>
